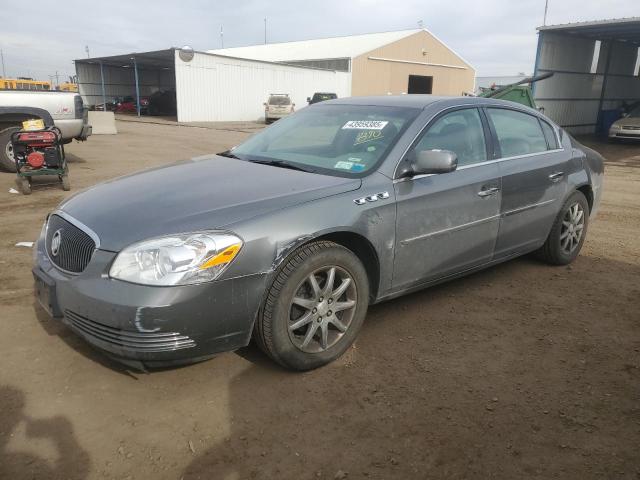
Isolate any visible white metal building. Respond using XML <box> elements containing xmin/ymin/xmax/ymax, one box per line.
<box><xmin>75</xmin><ymin>29</ymin><xmax>474</xmax><ymax>122</ymax></box>
<box><xmin>75</xmin><ymin>49</ymin><xmax>350</xmax><ymax>122</ymax></box>
<box><xmin>533</xmin><ymin>18</ymin><xmax>640</xmax><ymax>134</ymax></box>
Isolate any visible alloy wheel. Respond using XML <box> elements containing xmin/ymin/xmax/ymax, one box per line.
<box><xmin>288</xmin><ymin>266</ymin><xmax>357</xmax><ymax>353</ymax></box>
<box><xmin>560</xmin><ymin>202</ymin><xmax>585</xmax><ymax>254</ymax></box>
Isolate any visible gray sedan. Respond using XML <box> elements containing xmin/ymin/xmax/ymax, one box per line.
<box><xmin>33</xmin><ymin>96</ymin><xmax>604</xmax><ymax>371</ymax></box>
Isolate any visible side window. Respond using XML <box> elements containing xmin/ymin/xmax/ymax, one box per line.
<box><xmin>413</xmin><ymin>108</ymin><xmax>487</xmax><ymax>166</ymax></box>
<box><xmin>540</xmin><ymin>120</ymin><xmax>559</xmax><ymax>149</ymax></box>
<box><xmin>487</xmin><ymin>108</ymin><xmax>548</xmax><ymax>157</ymax></box>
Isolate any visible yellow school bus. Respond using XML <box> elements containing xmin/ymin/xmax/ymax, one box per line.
<box><xmin>59</xmin><ymin>82</ymin><xmax>78</xmax><ymax>92</ymax></box>
<box><xmin>1</xmin><ymin>78</ymin><xmax>52</xmax><ymax>91</ymax></box>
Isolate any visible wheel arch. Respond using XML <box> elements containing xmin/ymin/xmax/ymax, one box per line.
<box><xmin>0</xmin><ymin>107</ymin><xmax>54</xmax><ymax>130</ymax></box>
<box><xmin>575</xmin><ymin>183</ymin><xmax>594</xmax><ymax>213</ymax></box>
<box><xmin>271</xmin><ymin>229</ymin><xmax>381</xmax><ymax>302</ymax></box>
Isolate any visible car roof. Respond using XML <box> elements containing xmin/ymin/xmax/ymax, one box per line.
<box><xmin>323</xmin><ymin>95</ymin><xmax>540</xmax><ymax>112</ymax></box>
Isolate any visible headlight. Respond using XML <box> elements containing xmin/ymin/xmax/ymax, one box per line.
<box><xmin>109</xmin><ymin>231</ymin><xmax>243</xmax><ymax>286</ymax></box>
<box><xmin>610</xmin><ymin>124</ymin><xmax>621</xmax><ymax>130</ymax></box>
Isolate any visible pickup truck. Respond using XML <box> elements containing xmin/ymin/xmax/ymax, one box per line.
<box><xmin>0</xmin><ymin>90</ymin><xmax>92</xmax><ymax>172</ymax></box>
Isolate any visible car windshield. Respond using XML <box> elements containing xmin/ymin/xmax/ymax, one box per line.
<box><xmin>627</xmin><ymin>105</ymin><xmax>640</xmax><ymax>118</ymax></box>
<box><xmin>268</xmin><ymin>95</ymin><xmax>291</xmax><ymax>105</ymax></box>
<box><xmin>230</xmin><ymin>104</ymin><xmax>420</xmax><ymax>176</ymax></box>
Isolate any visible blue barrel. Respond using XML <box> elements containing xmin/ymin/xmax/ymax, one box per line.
<box><xmin>597</xmin><ymin>109</ymin><xmax>622</xmax><ymax>136</ymax></box>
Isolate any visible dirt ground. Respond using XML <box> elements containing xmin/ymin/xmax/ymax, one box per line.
<box><xmin>0</xmin><ymin>120</ymin><xmax>638</xmax><ymax>480</ymax></box>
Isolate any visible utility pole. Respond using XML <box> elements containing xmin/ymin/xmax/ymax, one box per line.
<box><xmin>0</xmin><ymin>48</ymin><xmax>6</xmax><ymax>78</ymax></box>
<box><xmin>543</xmin><ymin>0</ymin><xmax>549</xmax><ymax>26</ymax></box>
<box><xmin>264</xmin><ymin>17</ymin><xmax>267</xmax><ymax>44</ymax></box>
<box><xmin>85</xmin><ymin>45</ymin><xmax>90</xmax><ymax>58</ymax></box>
<box><xmin>220</xmin><ymin>24</ymin><xmax>224</xmax><ymax>48</ymax></box>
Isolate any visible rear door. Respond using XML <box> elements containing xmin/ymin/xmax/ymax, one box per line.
<box><xmin>485</xmin><ymin>107</ymin><xmax>569</xmax><ymax>258</ymax></box>
<box><xmin>393</xmin><ymin>107</ymin><xmax>502</xmax><ymax>289</ymax></box>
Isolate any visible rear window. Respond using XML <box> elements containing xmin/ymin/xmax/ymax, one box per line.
<box><xmin>268</xmin><ymin>96</ymin><xmax>291</xmax><ymax>105</ymax></box>
<box><xmin>313</xmin><ymin>93</ymin><xmax>337</xmax><ymax>101</ymax></box>
<box><xmin>487</xmin><ymin>108</ymin><xmax>548</xmax><ymax>157</ymax></box>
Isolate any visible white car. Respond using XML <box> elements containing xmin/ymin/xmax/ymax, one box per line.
<box><xmin>264</xmin><ymin>94</ymin><xmax>294</xmax><ymax>124</ymax></box>
<box><xmin>609</xmin><ymin>105</ymin><xmax>640</xmax><ymax>141</ymax></box>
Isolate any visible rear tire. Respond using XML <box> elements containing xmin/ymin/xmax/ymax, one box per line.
<box><xmin>536</xmin><ymin>191</ymin><xmax>589</xmax><ymax>265</ymax></box>
<box><xmin>0</xmin><ymin>126</ymin><xmax>20</xmax><ymax>172</ymax></box>
<box><xmin>255</xmin><ymin>241</ymin><xmax>369</xmax><ymax>371</ymax></box>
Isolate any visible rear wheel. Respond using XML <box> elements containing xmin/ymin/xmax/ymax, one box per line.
<box><xmin>0</xmin><ymin>126</ymin><xmax>20</xmax><ymax>172</ymax></box>
<box><xmin>537</xmin><ymin>191</ymin><xmax>589</xmax><ymax>265</ymax></box>
<box><xmin>255</xmin><ymin>241</ymin><xmax>369</xmax><ymax>371</ymax></box>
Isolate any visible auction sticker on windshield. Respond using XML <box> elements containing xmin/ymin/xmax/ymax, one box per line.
<box><xmin>342</xmin><ymin>120</ymin><xmax>389</xmax><ymax>130</ymax></box>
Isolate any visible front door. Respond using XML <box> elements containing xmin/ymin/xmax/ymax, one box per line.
<box><xmin>393</xmin><ymin>107</ymin><xmax>501</xmax><ymax>289</ymax></box>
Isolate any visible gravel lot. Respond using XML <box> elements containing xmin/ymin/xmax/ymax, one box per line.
<box><xmin>0</xmin><ymin>119</ymin><xmax>638</xmax><ymax>480</ymax></box>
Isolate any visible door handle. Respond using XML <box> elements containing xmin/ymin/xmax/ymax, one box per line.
<box><xmin>548</xmin><ymin>171</ymin><xmax>564</xmax><ymax>182</ymax></box>
<box><xmin>477</xmin><ymin>187</ymin><xmax>500</xmax><ymax>198</ymax></box>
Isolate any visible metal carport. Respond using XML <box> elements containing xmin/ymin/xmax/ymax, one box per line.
<box><xmin>533</xmin><ymin>17</ymin><xmax>640</xmax><ymax>134</ymax></box>
<box><xmin>75</xmin><ymin>49</ymin><xmax>175</xmax><ymax>116</ymax></box>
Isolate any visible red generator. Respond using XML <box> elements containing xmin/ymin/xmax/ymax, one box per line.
<box><xmin>11</xmin><ymin>127</ymin><xmax>69</xmax><ymax>195</ymax></box>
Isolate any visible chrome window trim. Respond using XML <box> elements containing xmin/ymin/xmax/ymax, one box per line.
<box><xmin>393</xmin><ymin>148</ymin><xmax>565</xmax><ymax>183</ymax></box>
<box><xmin>393</xmin><ymin>102</ymin><xmax>566</xmax><ymax>180</ymax></box>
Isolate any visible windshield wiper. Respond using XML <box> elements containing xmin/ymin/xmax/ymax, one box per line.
<box><xmin>248</xmin><ymin>159</ymin><xmax>316</xmax><ymax>173</ymax></box>
<box><xmin>218</xmin><ymin>150</ymin><xmax>242</xmax><ymax>159</ymax></box>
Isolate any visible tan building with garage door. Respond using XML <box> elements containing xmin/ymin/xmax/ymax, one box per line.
<box><xmin>209</xmin><ymin>29</ymin><xmax>475</xmax><ymax>97</ymax></box>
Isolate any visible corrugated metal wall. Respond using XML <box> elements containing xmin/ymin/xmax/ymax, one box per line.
<box><xmin>76</xmin><ymin>62</ymin><xmax>175</xmax><ymax>107</ymax></box>
<box><xmin>534</xmin><ymin>32</ymin><xmax>640</xmax><ymax>135</ymax></box>
<box><xmin>174</xmin><ymin>51</ymin><xmax>351</xmax><ymax>122</ymax></box>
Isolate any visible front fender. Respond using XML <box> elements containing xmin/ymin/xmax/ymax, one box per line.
<box><xmin>221</xmin><ymin>172</ymin><xmax>396</xmax><ymax>300</ymax></box>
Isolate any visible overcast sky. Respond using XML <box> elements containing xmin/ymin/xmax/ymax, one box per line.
<box><xmin>0</xmin><ymin>0</ymin><xmax>637</xmax><ymax>82</ymax></box>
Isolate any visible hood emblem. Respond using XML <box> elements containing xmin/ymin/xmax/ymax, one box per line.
<box><xmin>51</xmin><ymin>229</ymin><xmax>62</xmax><ymax>257</ymax></box>
<box><xmin>354</xmin><ymin>191</ymin><xmax>389</xmax><ymax>205</ymax></box>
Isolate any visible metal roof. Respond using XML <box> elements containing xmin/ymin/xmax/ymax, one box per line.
<box><xmin>208</xmin><ymin>29</ymin><xmax>425</xmax><ymax>62</ymax></box>
<box><xmin>74</xmin><ymin>49</ymin><xmax>175</xmax><ymax>68</ymax></box>
<box><xmin>537</xmin><ymin>17</ymin><xmax>640</xmax><ymax>45</ymax></box>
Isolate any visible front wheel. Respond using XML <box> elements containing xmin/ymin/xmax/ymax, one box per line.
<box><xmin>0</xmin><ymin>126</ymin><xmax>20</xmax><ymax>172</ymax></box>
<box><xmin>536</xmin><ymin>191</ymin><xmax>589</xmax><ymax>265</ymax></box>
<box><xmin>255</xmin><ymin>241</ymin><xmax>369</xmax><ymax>371</ymax></box>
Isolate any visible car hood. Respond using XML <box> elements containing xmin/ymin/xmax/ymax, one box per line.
<box><xmin>613</xmin><ymin>116</ymin><xmax>640</xmax><ymax>128</ymax></box>
<box><xmin>58</xmin><ymin>155</ymin><xmax>361</xmax><ymax>251</ymax></box>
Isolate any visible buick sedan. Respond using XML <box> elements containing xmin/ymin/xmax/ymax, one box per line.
<box><xmin>33</xmin><ymin>96</ymin><xmax>604</xmax><ymax>370</ymax></box>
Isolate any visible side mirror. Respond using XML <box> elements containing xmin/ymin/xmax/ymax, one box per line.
<box><xmin>622</xmin><ymin>112</ymin><xmax>630</xmax><ymax>118</ymax></box>
<box><xmin>307</xmin><ymin>97</ymin><xmax>311</xmax><ymax>103</ymax></box>
<box><xmin>412</xmin><ymin>149</ymin><xmax>458</xmax><ymax>175</ymax></box>
<box><xmin>263</xmin><ymin>102</ymin><xmax>267</xmax><ymax>107</ymax></box>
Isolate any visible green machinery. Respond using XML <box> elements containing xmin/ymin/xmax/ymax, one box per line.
<box><xmin>477</xmin><ymin>72</ymin><xmax>554</xmax><ymax>109</ymax></box>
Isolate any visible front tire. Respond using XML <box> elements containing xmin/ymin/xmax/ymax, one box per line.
<box><xmin>537</xmin><ymin>191</ymin><xmax>589</xmax><ymax>265</ymax></box>
<box><xmin>255</xmin><ymin>241</ymin><xmax>369</xmax><ymax>371</ymax></box>
<box><xmin>0</xmin><ymin>126</ymin><xmax>20</xmax><ymax>172</ymax></box>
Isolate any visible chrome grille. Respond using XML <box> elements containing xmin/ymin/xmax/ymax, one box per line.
<box><xmin>65</xmin><ymin>310</ymin><xmax>196</xmax><ymax>352</ymax></box>
<box><xmin>46</xmin><ymin>214</ymin><xmax>95</xmax><ymax>273</ymax></box>
<box><xmin>622</xmin><ymin>125</ymin><xmax>640</xmax><ymax>130</ymax></box>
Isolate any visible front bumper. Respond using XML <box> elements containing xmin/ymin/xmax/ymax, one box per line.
<box><xmin>609</xmin><ymin>128</ymin><xmax>640</xmax><ymax>140</ymax></box>
<box><xmin>33</xmin><ymin>240</ymin><xmax>267</xmax><ymax>368</ymax></box>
